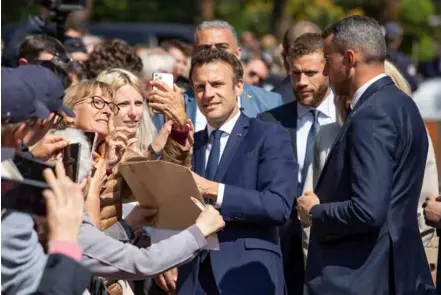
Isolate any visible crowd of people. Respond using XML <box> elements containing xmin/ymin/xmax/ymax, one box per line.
<box><xmin>1</xmin><ymin>5</ymin><xmax>441</xmax><ymax>295</ymax></box>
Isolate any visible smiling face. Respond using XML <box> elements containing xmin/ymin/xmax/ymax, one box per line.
<box><xmin>191</xmin><ymin>61</ymin><xmax>243</xmax><ymax>128</ymax></box>
<box><xmin>72</xmin><ymin>87</ymin><xmax>112</xmax><ymax>138</ymax></box>
<box><xmin>290</xmin><ymin>51</ymin><xmax>330</xmax><ymax>108</ymax></box>
<box><xmin>113</xmin><ymin>84</ymin><xmax>144</xmax><ymax>136</ymax></box>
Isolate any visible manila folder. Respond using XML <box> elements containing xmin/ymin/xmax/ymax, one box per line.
<box><xmin>118</xmin><ymin>160</ymin><xmax>204</xmax><ymax>230</ymax></box>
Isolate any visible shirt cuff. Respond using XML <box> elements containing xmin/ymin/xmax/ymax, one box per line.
<box><xmin>215</xmin><ymin>183</ymin><xmax>225</xmax><ymax>208</ymax></box>
<box><xmin>48</xmin><ymin>241</ymin><xmax>82</xmax><ymax>262</ymax></box>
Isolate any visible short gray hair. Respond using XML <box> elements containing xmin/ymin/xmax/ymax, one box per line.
<box><xmin>323</xmin><ymin>15</ymin><xmax>386</xmax><ymax>63</ymax></box>
<box><xmin>138</xmin><ymin>48</ymin><xmax>175</xmax><ymax>80</ymax></box>
<box><xmin>195</xmin><ymin>20</ymin><xmax>238</xmax><ymax>45</ymax></box>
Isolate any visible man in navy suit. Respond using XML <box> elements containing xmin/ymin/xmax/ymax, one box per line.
<box><xmin>171</xmin><ymin>48</ymin><xmax>296</xmax><ymax>295</ymax></box>
<box><xmin>296</xmin><ymin>15</ymin><xmax>435</xmax><ymax>295</ymax></box>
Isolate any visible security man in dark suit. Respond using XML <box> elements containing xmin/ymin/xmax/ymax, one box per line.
<box><xmin>297</xmin><ymin>15</ymin><xmax>435</xmax><ymax>295</ymax></box>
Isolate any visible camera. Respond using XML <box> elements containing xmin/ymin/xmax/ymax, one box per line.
<box><xmin>35</xmin><ymin>0</ymin><xmax>87</xmax><ymax>13</ymax></box>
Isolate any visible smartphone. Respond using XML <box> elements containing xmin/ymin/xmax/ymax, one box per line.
<box><xmin>151</xmin><ymin>72</ymin><xmax>174</xmax><ymax>114</ymax></box>
<box><xmin>1</xmin><ymin>177</ymin><xmax>49</xmax><ymax>216</ymax></box>
<box><xmin>84</xmin><ymin>131</ymin><xmax>98</xmax><ymax>154</ymax></box>
<box><xmin>62</xmin><ymin>143</ymin><xmax>81</xmax><ymax>182</ymax></box>
<box><xmin>13</xmin><ymin>154</ymin><xmax>55</xmax><ymax>183</ymax></box>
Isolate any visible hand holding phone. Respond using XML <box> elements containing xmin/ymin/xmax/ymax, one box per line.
<box><xmin>150</xmin><ymin>72</ymin><xmax>174</xmax><ymax>114</ymax></box>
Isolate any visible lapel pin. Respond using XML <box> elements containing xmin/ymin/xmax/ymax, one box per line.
<box><xmin>246</xmin><ymin>93</ymin><xmax>252</xmax><ymax>99</ymax></box>
<box><xmin>237</xmin><ymin>133</ymin><xmax>242</xmax><ymax>137</ymax></box>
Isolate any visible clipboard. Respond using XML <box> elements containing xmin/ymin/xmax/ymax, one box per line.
<box><xmin>118</xmin><ymin>160</ymin><xmax>205</xmax><ymax>230</ymax></box>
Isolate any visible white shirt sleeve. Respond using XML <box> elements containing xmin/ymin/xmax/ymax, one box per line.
<box><xmin>215</xmin><ymin>183</ymin><xmax>225</xmax><ymax>208</ymax></box>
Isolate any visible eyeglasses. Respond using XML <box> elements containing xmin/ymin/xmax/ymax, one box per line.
<box><xmin>75</xmin><ymin>96</ymin><xmax>120</xmax><ymax>115</ymax></box>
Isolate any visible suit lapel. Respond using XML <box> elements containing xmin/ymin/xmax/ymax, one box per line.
<box><xmin>214</xmin><ymin>114</ymin><xmax>250</xmax><ymax>182</ymax></box>
<box><xmin>315</xmin><ymin>76</ymin><xmax>394</xmax><ymax>189</ymax></box>
<box><xmin>192</xmin><ymin>130</ymin><xmax>208</xmax><ymax>177</ymax></box>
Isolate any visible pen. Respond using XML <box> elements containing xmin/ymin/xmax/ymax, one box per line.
<box><xmin>191</xmin><ymin>197</ymin><xmax>205</xmax><ymax>211</ymax></box>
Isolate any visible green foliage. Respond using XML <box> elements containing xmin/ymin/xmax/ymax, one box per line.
<box><xmin>397</xmin><ymin>0</ymin><xmax>436</xmax><ymax>61</ymax></box>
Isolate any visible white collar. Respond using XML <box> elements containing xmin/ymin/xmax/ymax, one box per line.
<box><xmin>351</xmin><ymin>73</ymin><xmax>387</xmax><ymax>109</ymax></box>
<box><xmin>297</xmin><ymin>90</ymin><xmax>335</xmax><ymax>118</ymax></box>
<box><xmin>207</xmin><ymin>109</ymin><xmax>241</xmax><ymax>137</ymax></box>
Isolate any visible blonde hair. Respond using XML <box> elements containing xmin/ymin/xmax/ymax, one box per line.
<box><xmin>96</xmin><ymin>68</ymin><xmax>157</xmax><ymax>153</ymax></box>
<box><xmin>335</xmin><ymin>60</ymin><xmax>412</xmax><ymax>124</ymax></box>
<box><xmin>384</xmin><ymin>60</ymin><xmax>412</xmax><ymax>96</ymax></box>
<box><xmin>59</xmin><ymin>80</ymin><xmax>114</xmax><ymax>129</ymax></box>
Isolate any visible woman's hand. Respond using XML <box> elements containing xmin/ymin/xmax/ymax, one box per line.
<box><xmin>105</xmin><ymin>117</ymin><xmax>138</xmax><ymax>168</ymax></box>
<box><xmin>147</xmin><ymin>81</ymin><xmax>187</xmax><ymax>126</ymax></box>
<box><xmin>146</xmin><ymin>120</ymin><xmax>173</xmax><ymax>157</ymax></box>
<box><xmin>195</xmin><ymin>205</ymin><xmax>225</xmax><ymax>237</ymax></box>
<box><xmin>42</xmin><ymin>161</ymin><xmax>84</xmax><ymax>243</ymax></box>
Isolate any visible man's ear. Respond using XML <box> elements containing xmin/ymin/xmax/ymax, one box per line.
<box><xmin>18</xmin><ymin>58</ymin><xmax>28</xmax><ymax>66</ymax></box>
<box><xmin>234</xmin><ymin>79</ymin><xmax>244</xmax><ymax>97</ymax></box>
<box><xmin>235</xmin><ymin>47</ymin><xmax>242</xmax><ymax>60</ymax></box>
<box><xmin>343</xmin><ymin>50</ymin><xmax>356</xmax><ymax>67</ymax></box>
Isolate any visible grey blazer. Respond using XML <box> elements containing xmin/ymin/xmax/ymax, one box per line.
<box><xmin>303</xmin><ymin>123</ymin><xmax>439</xmax><ymax>251</ymax></box>
<box><xmin>78</xmin><ymin>214</ymin><xmax>207</xmax><ymax>280</ymax></box>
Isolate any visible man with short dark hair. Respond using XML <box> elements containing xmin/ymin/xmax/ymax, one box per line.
<box><xmin>272</xmin><ymin>21</ymin><xmax>322</xmax><ymax>105</ymax></box>
<box><xmin>259</xmin><ymin>32</ymin><xmax>336</xmax><ymax>295</ymax></box>
<box><xmin>296</xmin><ymin>15</ymin><xmax>435</xmax><ymax>295</ymax></box>
<box><xmin>191</xmin><ymin>20</ymin><xmax>284</xmax><ymax>132</ymax></box>
<box><xmin>157</xmin><ymin>48</ymin><xmax>296</xmax><ymax>295</ymax></box>
<box><xmin>18</xmin><ymin>35</ymin><xmax>67</xmax><ymax>66</ymax></box>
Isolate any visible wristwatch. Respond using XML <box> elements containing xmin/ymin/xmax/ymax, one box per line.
<box><xmin>148</xmin><ymin>144</ymin><xmax>161</xmax><ymax>160</ymax></box>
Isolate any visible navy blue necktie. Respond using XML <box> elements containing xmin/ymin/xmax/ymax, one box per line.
<box><xmin>299</xmin><ymin>109</ymin><xmax>320</xmax><ymax>194</ymax></box>
<box><xmin>205</xmin><ymin>129</ymin><xmax>223</xmax><ymax>181</ymax></box>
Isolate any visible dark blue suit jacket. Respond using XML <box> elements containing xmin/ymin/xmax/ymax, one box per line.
<box><xmin>177</xmin><ymin>114</ymin><xmax>297</xmax><ymax>295</ymax></box>
<box><xmin>306</xmin><ymin>76</ymin><xmax>435</xmax><ymax>295</ymax></box>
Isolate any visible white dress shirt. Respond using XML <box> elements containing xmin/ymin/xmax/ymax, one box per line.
<box><xmin>204</xmin><ymin>110</ymin><xmax>241</xmax><ymax>207</ymax></box>
<box><xmin>195</xmin><ymin>98</ymin><xmax>242</xmax><ymax>132</ymax></box>
<box><xmin>296</xmin><ymin>91</ymin><xmax>336</xmax><ymax>183</ymax></box>
<box><xmin>351</xmin><ymin>73</ymin><xmax>387</xmax><ymax>109</ymax></box>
